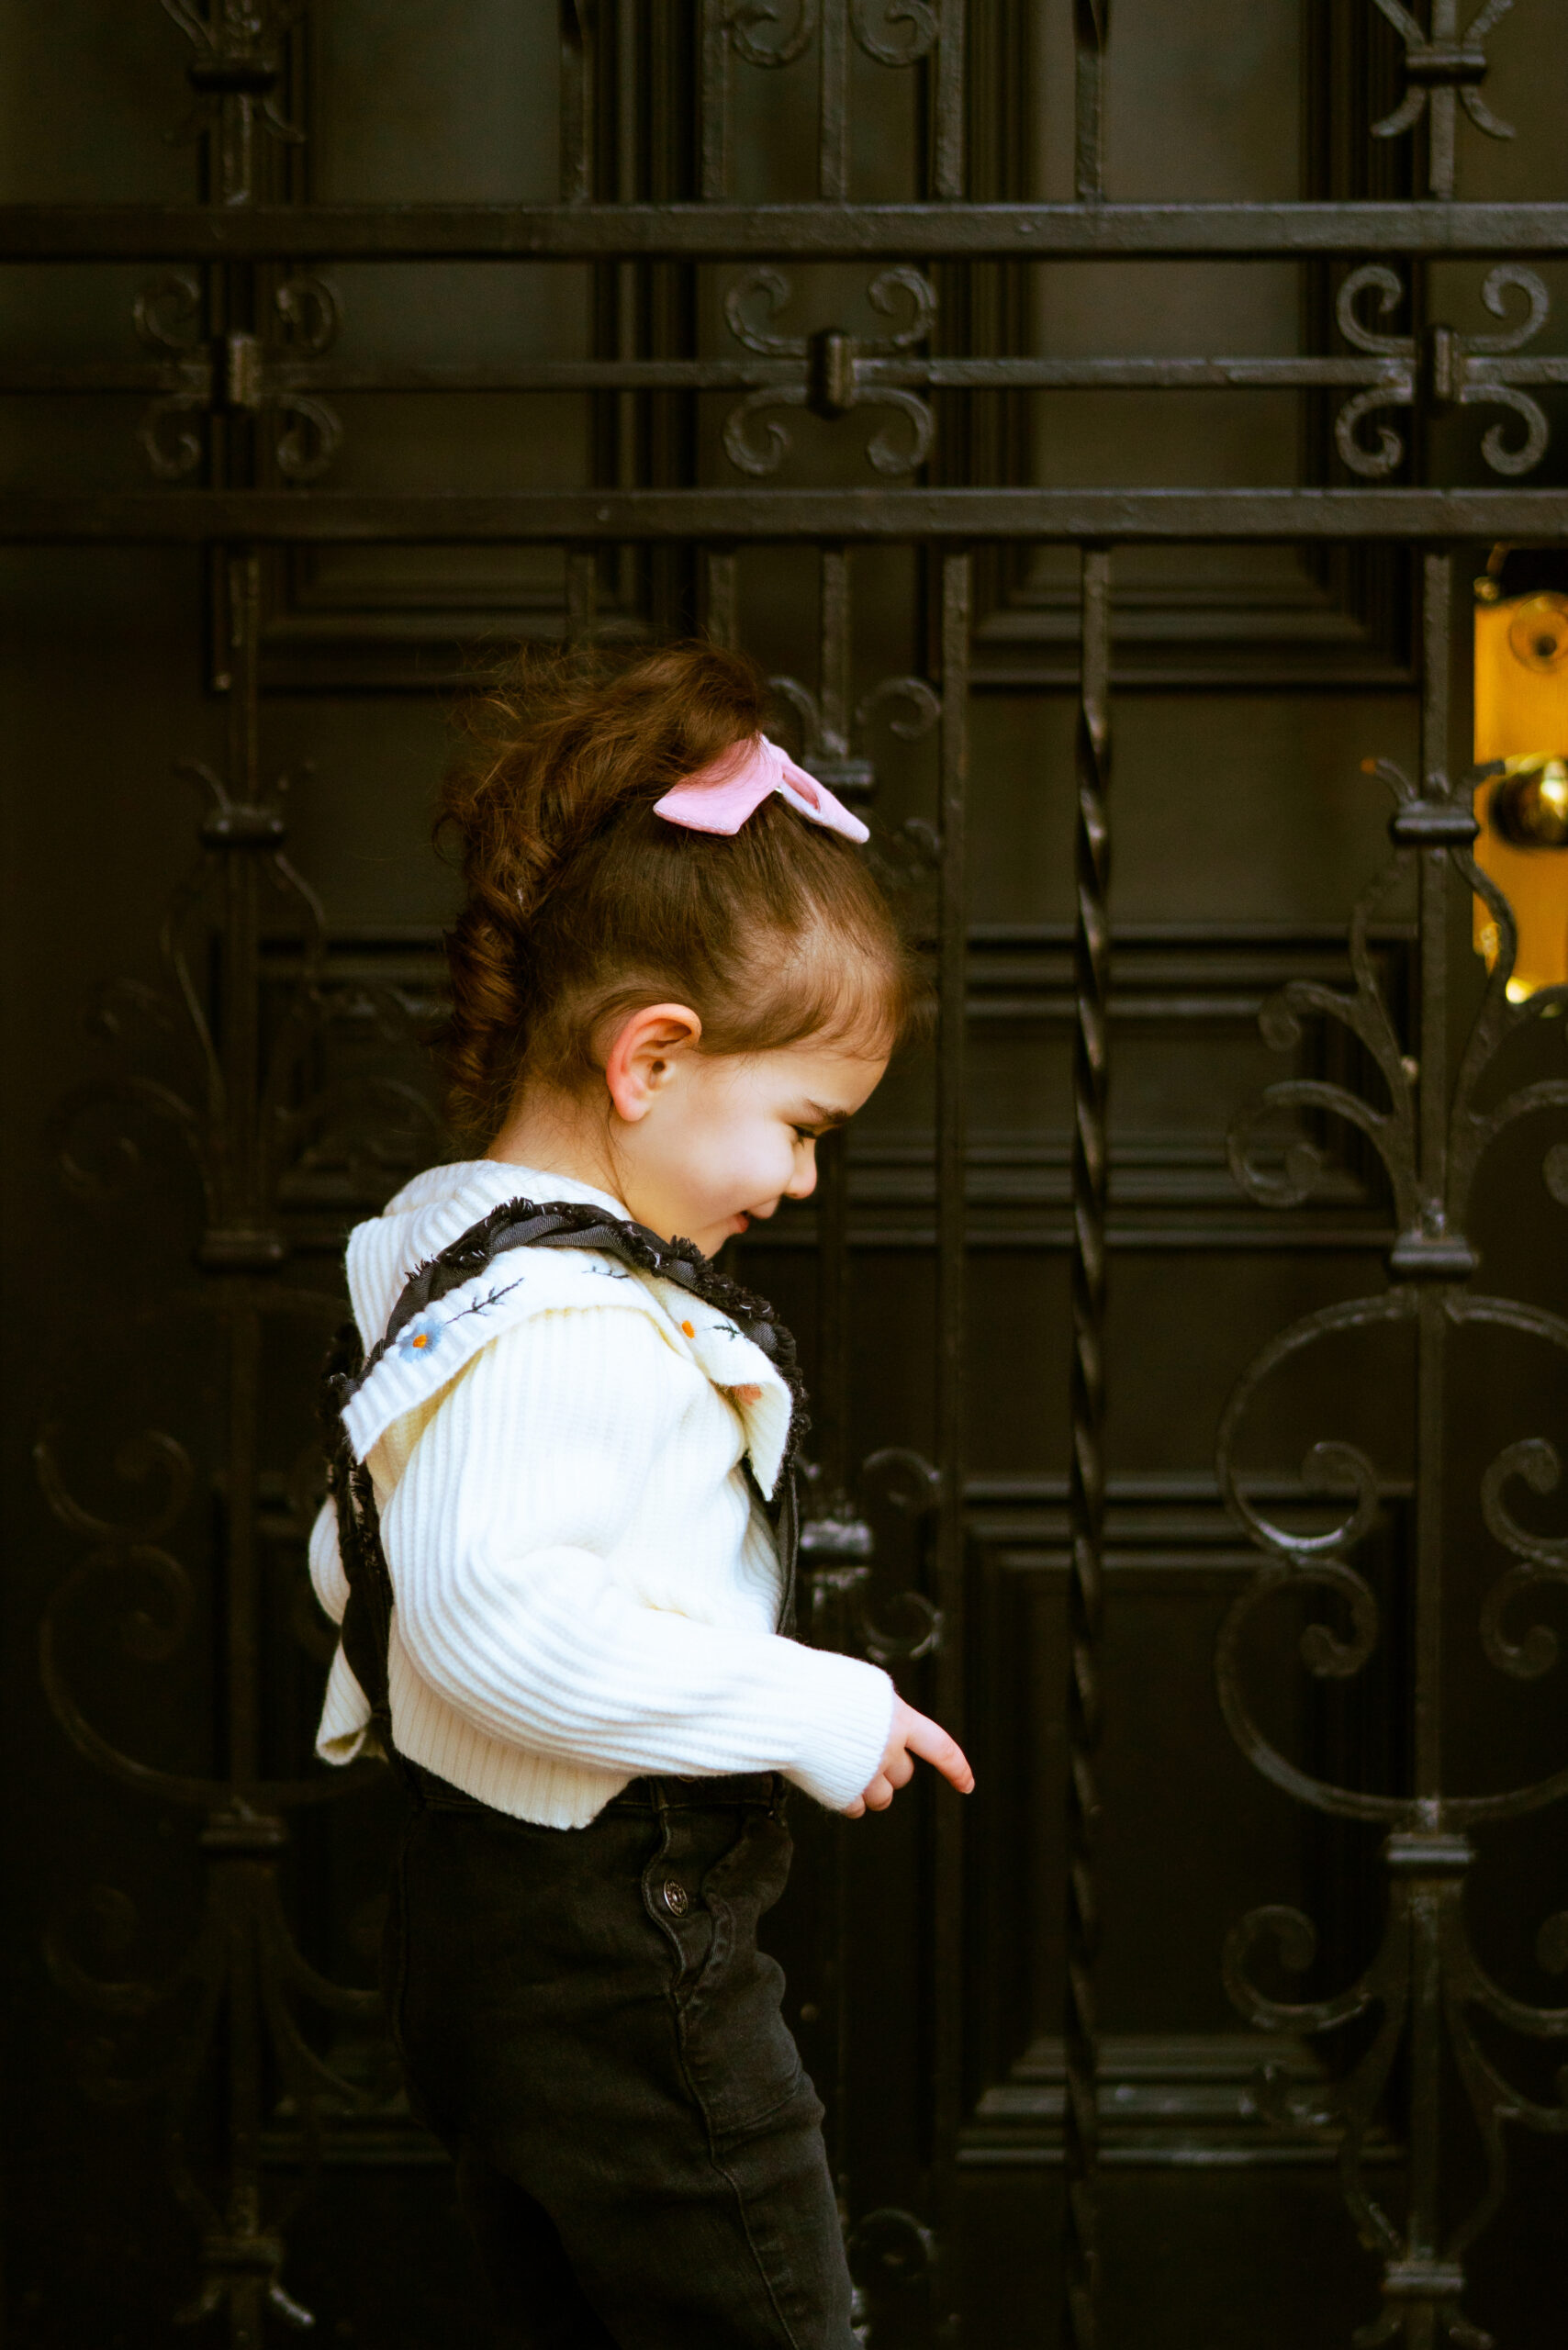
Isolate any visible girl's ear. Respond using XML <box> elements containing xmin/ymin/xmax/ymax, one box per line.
<box><xmin>603</xmin><ymin>1002</ymin><xmax>704</xmax><ymax>1124</ymax></box>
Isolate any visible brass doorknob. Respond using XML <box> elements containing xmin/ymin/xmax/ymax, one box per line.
<box><xmin>1490</xmin><ymin>755</ymin><xmax>1568</xmax><ymax>850</ymax></box>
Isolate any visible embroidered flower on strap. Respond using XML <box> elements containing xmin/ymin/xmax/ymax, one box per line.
<box><xmin>394</xmin><ymin>1315</ymin><xmax>444</xmax><ymax>1360</ymax></box>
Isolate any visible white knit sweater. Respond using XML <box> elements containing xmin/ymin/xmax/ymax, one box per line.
<box><xmin>308</xmin><ymin>1160</ymin><xmax>895</xmax><ymax>1828</ymax></box>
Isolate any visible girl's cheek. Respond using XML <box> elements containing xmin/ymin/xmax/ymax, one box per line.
<box><xmin>743</xmin><ymin>1139</ymin><xmax>791</xmax><ymax>1203</ymax></box>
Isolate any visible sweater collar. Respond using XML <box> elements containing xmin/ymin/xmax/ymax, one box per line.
<box><xmin>344</xmin><ymin>1161</ymin><xmax>795</xmax><ymax>1497</ymax></box>
<box><xmin>347</xmin><ymin>1159</ymin><xmax>627</xmax><ymax>1351</ymax></box>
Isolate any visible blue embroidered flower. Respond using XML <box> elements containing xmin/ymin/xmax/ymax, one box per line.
<box><xmin>395</xmin><ymin>1315</ymin><xmax>444</xmax><ymax>1360</ymax></box>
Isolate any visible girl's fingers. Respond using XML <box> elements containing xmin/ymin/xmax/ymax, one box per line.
<box><xmin>905</xmin><ymin>1712</ymin><xmax>975</xmax><ymax>1794</ymax></box>
<box><xmin>849</xmin><ymin>1707</ymin><xmax>977</xmax><ymax>1818</ymax></box>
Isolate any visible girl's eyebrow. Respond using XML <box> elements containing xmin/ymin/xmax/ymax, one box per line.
<box><xmin>802</xmin><ymin>1099</ymin><xmax>854</xmax><ymax>1127</ymax></box>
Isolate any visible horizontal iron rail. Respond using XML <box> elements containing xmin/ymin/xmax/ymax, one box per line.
<box><xmin>3</xmin><ymin>202</ymin><xmax>1568</xmax><ymax>263</ymax></box>
<box><xmin>6</xmin><ymin>357</ymin><xmax>1533</xmax><ymax>396</ymax></box>
<box><xmin>3</xmin><ymin>487</ymin><xmax>1566</xmax><ymax>542</ymax></box>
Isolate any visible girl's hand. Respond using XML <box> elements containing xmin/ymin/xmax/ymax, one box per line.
<box><xmin>844</xmin><ymin>1696</ymin><xmax>974</xmax><ymax>1817</ymax></box>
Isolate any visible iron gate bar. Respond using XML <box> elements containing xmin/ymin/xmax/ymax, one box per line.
<box><xmin>755</xmin><ymin>1226</ymin><xmax>1404</xmax><ymax>1255</ymax></box>
<box><xmin>931</xmin><ymin>551</ymin><xmax>971</xmax><ymax>2337</ymax></box>
<box><xmin>6</xmin><ymin>489</ymin><xmax>1568</xmax><ymax>541</ymax></box>
<box><xmin>0</xmin><ymin>360</ymin><xmax>1484</xmax><ymax>391</ymax></box>
<box><xmin>1064</xmin><ymin>545</ymin><xmax>1111</xmax><ymax>2350</ymax></box>
<box><xmin>1074</xmin><ymin>0</ymin><xmax>1110</xmax><ymax>207</ymax></box>
<box><xmin>6</xmin><ymin>200</ymin><xmax>1568</xmax><ymax>259</ymax></box>
<box><xmin>702</xmin><ymin>546</ymin><xmax>739</xmax><ymax>649</ymax></box>
<box><xmin>16</xmin><ymin>357</ymin><xmax>1560</xmax><ymax>392</ymax></box>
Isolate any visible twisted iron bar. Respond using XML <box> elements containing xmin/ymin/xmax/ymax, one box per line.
<box><xmin>1064</xmin><ymin>546</ymin><xmax>1111</xmax><ymax>2350</ymax></box>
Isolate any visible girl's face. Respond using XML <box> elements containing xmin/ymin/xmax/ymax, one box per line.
<box><xmin>609</xmin><ymin>1024</ymin><xmax>890</xmax><ymax>1258</ymax></box>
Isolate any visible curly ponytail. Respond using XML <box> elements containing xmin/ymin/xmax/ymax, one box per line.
<box><xmin>435</xmin><ymin>641</ymin><xmax>918</xmax><ymax>1147</ymax></box>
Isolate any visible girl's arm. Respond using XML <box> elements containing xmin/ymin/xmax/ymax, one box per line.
<box><xmin>308</xmin><ymin>1494</ymin><xmax>350</xmax><ymax>1625</ymax></box>
<box><xmin>379</xmin><ymin>1304</ymin><xmax>896</xmax><ymax>1814</ymax></box>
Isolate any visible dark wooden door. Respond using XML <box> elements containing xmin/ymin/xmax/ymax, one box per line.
<box><xmin>4</xmin><ymin>7</ymin><xmax>1566</xmax><ymax>2346</ymax></box>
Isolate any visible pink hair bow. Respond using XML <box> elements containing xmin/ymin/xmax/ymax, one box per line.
<box><xmin>653</xmin><ymin>733</ymin><xmax>869</xmax><ymax>845</ymax></box>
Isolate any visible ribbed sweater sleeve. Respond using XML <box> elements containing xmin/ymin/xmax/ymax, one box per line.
<box><xmin>381</xmin><ymin>1304</ymin><xmax>895</xmax><ymax>1814</ymax></box>
<box><xmin>308</xmin><ymin>1494</ymin><xmax>349</xmax><ymax>1626</ymax></box>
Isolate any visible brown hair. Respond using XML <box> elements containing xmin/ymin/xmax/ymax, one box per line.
<box><xmin>435</xmin><ymin>640</ymin><xmax>920</xmax><ymax>1145</ymax></box>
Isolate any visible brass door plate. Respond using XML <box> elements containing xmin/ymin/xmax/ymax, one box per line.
<box><xmin>1473</xmin><ymin>588</ymin><xmax>1568</xmax><ymax>998</ymax></box>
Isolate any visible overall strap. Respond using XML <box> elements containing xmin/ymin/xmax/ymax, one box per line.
<box><xmin>319</xmin><ymin>1199</ymin><xmax>809</xmax><ymax>1763</ymax></box>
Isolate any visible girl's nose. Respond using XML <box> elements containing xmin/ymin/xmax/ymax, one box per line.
<box><xmin>786</xmin><ymin>1144</ymin><xmax>818</xmax><ymax>1201</ymax></box>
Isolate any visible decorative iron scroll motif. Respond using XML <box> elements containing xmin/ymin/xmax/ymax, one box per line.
<box><xmin>712</xmin><ymin>0</ymin><xmax>945</xmax><ymax>72</ymax></box>
<box><xmin>847</xmin><ymin>2203</ymin><xmax>940</xmax><ymax>2346</ymax></box>
<box><xmin>797</xmin><ymin>1442</ymin><xmax>943</xmax><ymax>2348</ymax></box>
<box><xmin>1217</xmin><ymin>712</ymin><xmax>1568</xmax><ymax>2345</ymax></box>
<box><xmin>723</xmin><ymin>266</ymin><xmax>937</xmax><ymax>478</ymax></box>
<box><xmin>162</xmin><ymin>0</ymin><xmax>307</xmax><ymax>208</ymax></box>
<box><xmin>801</xmin><ymin>1448</ymin><xmax>945</xmax><ymax>1668</ymax></box>
<box><xmin>1334</xmin><ymin>264</ymin><xmax>1567</xmax><ymax>480</ymax></box>
<box><xmin>134</xmin><ymin>270</ymin><xmax>342</xmax><ymax>484</ymax></box>
<box><xmin>769</xmin><ymin>659</ymin><xmax>943</xmax><ymax>901</ymax></box>
<box><xmin>1369</xmin><ymin>0</ymin><xmax>1516</xmax><ymax>199</ymax></box>
<box><xmin>710</xmin><ymin>0</ymin><xmax>944</xmax><ymax>74</ymax></box>
<box><xmin>38</xmin><ymin>550</ymin><xmax>386</xmax><ymax>2339</ymax></box>
<box><xmin>26</xmin><ymin>252</ymin><xmax>1568</xmax><ymax>484</ymax></box>
<box><xmin>763</xmin><ymin>546</ymin><xmax>945</xmax><ymax>897</ymax></box>
<box><xmin>702</xmin><ymin>0</ymin><xmax>963</xmax><ymax>201</ymax></box>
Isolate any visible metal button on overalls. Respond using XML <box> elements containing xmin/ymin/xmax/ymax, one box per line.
<box><xmin>662</xmin><ymin>1879</ymin><xmax>689</xmax><ymax>1919</ymax></box>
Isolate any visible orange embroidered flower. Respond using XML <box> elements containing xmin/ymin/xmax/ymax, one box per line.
<box><xmin>731</xmin><ymin>1383</ymin><xmax>762</xmax><ymax>1407</ymax></box>
<box><xmin>681</xmin><ymin>1320</ymin><xmax>695</xmax><ymax>1338</ymax></box>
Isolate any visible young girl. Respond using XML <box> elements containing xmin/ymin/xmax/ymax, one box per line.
<box><xmin>308</xmin><ymin>642</ymin><xmax>972</xmax><ymax>2350</ymax></box>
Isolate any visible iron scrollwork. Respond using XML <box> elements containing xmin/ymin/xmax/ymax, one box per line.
<box><xmin>801</xmin><ymin>1448</ymin><xmax>945</xmax><ymax>1667</ymax></box>
<box><xmin>717</xmin><ymin>0</ymin><xmax>940</xmax><ymax>69</ymax></box>
<box><xmin>848</xmin><ymin>1</ymin><xmax>941</xmax><ymax>66</ymax></box>
<box><xmin>134</xmin><ymin>269</ymin><xmax>343</xmax><ymax>485</ymax></box>
<box><xmin>770</xmin><ymin>665</ymin><xmax>940</xmax><ymax>819</ymax></box>
<box><xmin>722</xmin><ymin>0</ymin><xmax>820</xmax><ymax>70</ymax></box>
<box><xmin>1334</xmin><ymin>263</ymin><xmax>1567</xmax><ymax>481</ymax></box>
<box><xmin>1217</xmin><ymin>722</ymin><xmax>1568</xmax><ymax>2346</ymax></box>
<box><xmin>38</xmin><ymin>550</ymin><xmax>398</xmax><ymax>2337</ymax></box>
<box><xmin>162</xmin><ymin>0</ymin><xmax>308</xmax><ymax>208</ymax></box>
<box><xmin>768</xmin><ymin>614</ymin><xmax>945</xmax><ymax>904</ymax></box>
<box><xmin>1368</xmin><ymin>0</ymin><xmax>1516</xmax><ymax>199</ymax></box>
<box><xmin>723</xmin><ymin>266</ymin><xmax>937</xmax><ymax>478</ymax></box>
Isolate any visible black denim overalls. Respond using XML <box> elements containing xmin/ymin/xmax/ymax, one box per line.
<box><xmin>322</xmin><ymin>1199</ymin><xmax>857</xmax><ymax>2350</ymax></box>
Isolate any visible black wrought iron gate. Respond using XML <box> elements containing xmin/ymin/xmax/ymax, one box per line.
<box><xmin>3</xmin><ymin>7</ymin><xmax>1566</xmax><ymax>2348</ymax></box>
